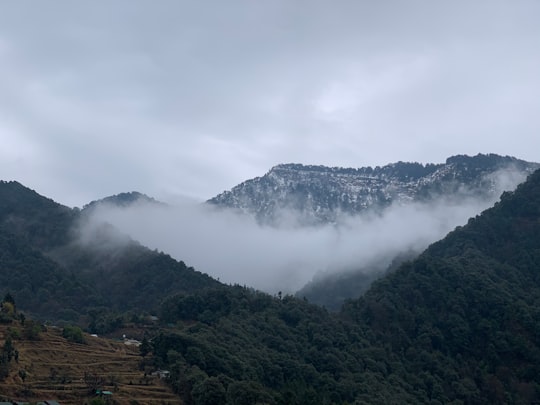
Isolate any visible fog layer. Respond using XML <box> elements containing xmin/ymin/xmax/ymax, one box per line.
<box><xmin>85</xmin><ymin>169</ymin><xmax>528</xmax><ymax>293</ymax></box>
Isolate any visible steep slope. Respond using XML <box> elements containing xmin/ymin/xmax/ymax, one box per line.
<box><xmin>208</xmin><ymin>154</ymin><xmax>539</xmax><ymax>226</ymax></box>
<box><xmin>2</xmin><ymin>163</ymin><xmax>540</xmax><ymax>403</ymax></box>
<box><xmin>209</xmin><ymin>154</ymin><xmax>537</xmax><ymax>309</ymax></box>
<box><xmin>0</xmin><ymin>181</ymin><xmax>219</xmax><ymax>323</ymax></box>
<box><xmin>0</xmin><ymin>181</ymin><xmax>76</xmax><ymax>249</ymax></box>
<box><xmin>149</xmin><ymin>168</ymin><xmax>540</xmax><ymax>404</ymax></box>
<box><xmin>342</xmin><ymin>168</ymin><xmax>540</xmax><ymax>403</ymax></box>
<box><xmin>0</xmin><ymin>229</ymin><xmax>90</xmax><ymax>320</ymax></box>
<box><xmin>296</xmin><ymin>250</ymin><xmax>416</xmax><ymax>311</ymax></box>
<box><xmin>0</xmin><ymin>181</ymin><xmax>92</xmax><ymax>318</ymax></box>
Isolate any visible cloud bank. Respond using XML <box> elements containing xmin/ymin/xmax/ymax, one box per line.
<box><xmin>84</xmin><ymin>168</ymin><xmax>529</xmax><ymax>293</ymax></box>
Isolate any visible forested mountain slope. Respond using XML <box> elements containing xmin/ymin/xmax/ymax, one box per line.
<box><xmin>0</xmin><ymin>181</ymin><xmax>219</xmax><ymax>324</ymax></box>
<box><xmin>291</xmin><ymin>154</ymin><xmax>538</xmax><ymax>309</ymax></box>
<box><xmin>3</xmin><ymin>165</ymin><xmax>540</xmax><ymax>403</ymax></box>
<box><xmin>296</xmin><ymin>250</ymin><xmax>416</xmax><ymax>311</ymax></box>
<box><xmin>343</xmin><ymin>167</ymin><xmax>540</xmax><ymax>403</ymax></box>
<box><xmin>150</xmin><ymin>169</ymin><xmax>540</xmax><ymax>404</ymax></box>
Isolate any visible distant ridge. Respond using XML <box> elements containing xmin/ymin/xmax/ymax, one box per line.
<box><xmin>208</xmin><ymin>153</ymin><xmax>539</xmax><ymax>226</ymax></box>
<box><xmin>83</xmin><ymin>191</ymin><xmax>165</xmax><ymax>211</ymax></box>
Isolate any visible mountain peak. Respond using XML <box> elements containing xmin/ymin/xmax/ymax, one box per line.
<box><xmin>208</xmin><ymin>154</ymin><xmax>540</xmax><ymax>226</ymax></box>
<box><xmin>83</xmin><ymin>191</ymin><xmax>164</xmax><ymax>211</ymax></box>
<box><xmin>445</xmin><ymin>153</ymin><xmax>527</xmax><ymax>167</ymax></box>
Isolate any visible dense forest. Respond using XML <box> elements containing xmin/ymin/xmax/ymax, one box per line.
<box><xmin>2</xmin><ymin>167</ymin><xmax>540</xmax><ymax>403</ymax></box>
<box><xmin>0</xmin><ymin>180</ymin><xmax>219</xmax><ymax>327</ymax></box>
<box><xmin>145</xmin><ymin>169</ymin><xmax>540</xmax><ymax>404</ymax></box>
<box><xmin>296</xmin><ymin>250</ymin><xmax>417</xmax><ymax>311</ymax></box>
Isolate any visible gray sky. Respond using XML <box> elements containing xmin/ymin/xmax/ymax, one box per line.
<box><xmin>1</xmin><ymin>1</ymin><xmax>539</xmax><ymax>207</ymax></box>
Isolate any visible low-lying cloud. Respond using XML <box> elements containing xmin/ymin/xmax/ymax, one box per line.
<box><xmin>84</xmin><ymin>168</ymin><xmax>529</xmax><ymax>294</ymax></box>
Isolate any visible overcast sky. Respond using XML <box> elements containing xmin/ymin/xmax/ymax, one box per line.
<box><xmin>1</xmin><ymin>1</ymin><xmax>539</xmax><ymax>207</ymax></box>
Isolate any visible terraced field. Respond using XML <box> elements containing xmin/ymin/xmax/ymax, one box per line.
<box><xmin>0</xmin><ymin>322</ymin><xmax>182</xmax><ymax>404</ymax></box>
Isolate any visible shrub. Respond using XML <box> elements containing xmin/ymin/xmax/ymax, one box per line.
<box><xmin>63</xmin><ymin>325</ymin><xmax>85</xmax><ymax>344</ymax></box>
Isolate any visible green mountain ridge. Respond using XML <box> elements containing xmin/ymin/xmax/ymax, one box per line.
<box><xmin>2</xmin><ymin>166</ymin><xmax>540</xmax><ymax>403</ymax></box>
<box><xmin>345</xmin><ymin>168</ymin><xmax>540</xmax><ymax>403</ymax></box>
<box><xmin>209</xmin><ymin>153</ymin><xmax>539</xmax><ymax>311</ymax></box>
<box><xmin>0</xmin><ymin>180</ymin><xmax>219</xmax><ymax>325</ymax></box>
<box><xmin>149</xmin><ymin>168</ymin><xmax>540</xmax><ymax>404</ymax></box>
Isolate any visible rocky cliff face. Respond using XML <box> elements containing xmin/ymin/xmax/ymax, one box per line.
<box><xmin>208</xmin><ymin>154</ymin><xmax>539</xmax><ymax>226</ymax></box>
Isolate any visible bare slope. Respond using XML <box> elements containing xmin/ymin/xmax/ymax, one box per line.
<box><xmin>0</xmin><ymin>321</ymin><xmax>181</xmax><ymax>404</ymax></box>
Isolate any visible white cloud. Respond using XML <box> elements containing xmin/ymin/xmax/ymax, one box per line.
<box><xmin>85</xmin><ymin>167</ymin><xmax>527</xmax><ymax>293</ymax></box>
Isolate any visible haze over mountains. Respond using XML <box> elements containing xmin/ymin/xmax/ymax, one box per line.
<box><xmin>1</xmin><ymin>153</ymin><xmax>537</xmax><ymax>311</ymax></box>
<box><xmin>208</xmin><ymin>154</ymin><xmax>538</xmax><ymax>226</ymax></box>
<box><xmin>3</xmin><ymin>153</ymin><xmax>540</xmax><ymax>403</ymax></box>
<box><xmin>2</xmin><ymin>1</ymin><xmax>540</xmax><ymax>402</ymax></box>
<box><xmin>87</xmin><ymin>154</ymin><xmax>538</xmax><ymax>297</ymax></box>
<box><xmin>0</xmin><ymin>180</ymin><xmax>218</xmax><ymax>323</ymax></box>
<box><xmin>152</xmin><ymin>168</ymin><xmax>540</xmax><ymax>403</ymax></box>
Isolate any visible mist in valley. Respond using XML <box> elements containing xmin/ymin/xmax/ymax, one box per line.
<box><xmin>83</xmin><ymin>168</ymin><xmax>529</xmax><ymax>294</ymax></box>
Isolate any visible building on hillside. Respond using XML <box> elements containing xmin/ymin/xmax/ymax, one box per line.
<box><xmin>124</xmin><ymin>338</ymin><xmax>141</xmax><ymax>347</ymax></box>
<box><xmin>151</xmin><ymin>369</ymin><xmax>171</xmax><ymax>379</ymax></box>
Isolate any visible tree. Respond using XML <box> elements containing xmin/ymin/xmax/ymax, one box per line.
<box><xmin>1</xmin><ymin>301</ymin><xmax>15</xmax><ymax>316</ymax></box>
<box><xmin>3</xmin><ymin>337</ymin><xmax>14</xmax><ymax>362</ymax></box>
<box><xmin>0</xmin><ymin>336</ymin><xmax>15</xmax><ymax>381</ymax></box>
<box><xmin>62</xmin><ymin>325</ymin><xmax>85</xmax><ymax>344</ymax></box>
<box><xmin>2</xmin><ymin>292</ymin><xmax>15</xmax><ymax>305</ymax></box>
<box><xmin>226</xmin><ymin>381</ymin><xmax>274</xmax><ymax>405</ymax></box>
<box><xmin>23</xmin><ymin>320</ymin><xmax>42</xmax><ymax>340</ymax></box>
<box><xmin>1</xmin><ymin>293</ymin><xmax>15</xmax><ymax>317</ymax></box>
<box><xmin>191</xmin><ymin>377</ymin><xmax>227</xmax><ymax>405</ymax></box>
<box><xmin>140</xmin><ymin>336</ymin><xmax>151</xmax><ymax>357</ymax></box>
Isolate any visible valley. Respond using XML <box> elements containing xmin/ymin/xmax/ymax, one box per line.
<box><xmin>2</xmin><ymin>2</ymin><xmax>539</xmax><ymax>403</ymax></box>
<box><xmin>1</xmin><ymin>154</ymin><xmax>540</xmax><ymax>403</ymax></box>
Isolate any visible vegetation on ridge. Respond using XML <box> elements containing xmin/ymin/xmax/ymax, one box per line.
<box><xmin>143</xmin><ymin>169</ymin><xmax>540</xmax><ymax>404</ymax></box>
<box><xmin>0</xmin><ymin>180</ymin><xmax>219</xmax><ymax>328</ymax></box>
<box><xmin>2</xmin><ymin>164</ymin><xmax>540</xmax><ymax>403</ymax></box>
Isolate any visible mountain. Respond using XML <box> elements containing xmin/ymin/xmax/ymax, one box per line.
<box><xmin>208</xmin><ymin>154</ymin><xmax>539</xmax><ymax>309</ymax></box>
<box><xmin>148</xmin><ymin>167</ymin><xmax>540</xmax><ymax>404</ymax></box>
<box><xmin>0</xmin><ymin>181</ymin><xmax>219</xmax><ymax>326</ymax></box>
<box><xmin>3</xmin><ymin>165</ymin><xmax>540</xmax><ymax>403</ymax></box>
<box><xmin>83</xmin><ymin>191</ymin><xmax>165</xmax><ymax>211</ymax></box>
<box><xmin>208</xmin><ymin>154</ymin><xmax>539</xmax><ymax>226</ymax></box>
<box><xmin>342</xmin><ymin>167</ymin><xmax>540</xmax><ymax>403</ymax></box>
